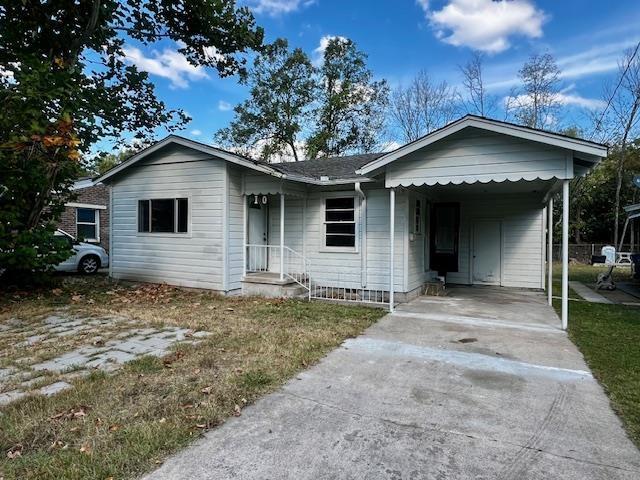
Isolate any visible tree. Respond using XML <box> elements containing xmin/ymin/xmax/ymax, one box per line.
<box><xmin>506</xmin><ymin>53</ymin><xmax>561</xmax><ymax>129</ymax></box>
<box><xmin>389</xmin><ymin>70</ymin><xmax>458</xmax><ymax>143</ymax></box>
<box><xmin>91</xmin><ymin>144</ymin><xmax>147</xmax><ymax>175</ymax></box>
<box><xmin>459</xmin><ymin>52</ymin><xmax>495</xmax><ymax>117</ymax></box>
<box><xmin>215</xmin><ymin>39</ymin><xmax>316</xmax><ymax>162</ymax></box>
<box><xmin>594</xmin><ymin>45</ymin><xmax>640</xmax><ymax>247</ymax></box>
<box><xmin>307</xmin><ymin>38</ymin><xmax>389</xmax><ymax>158</ymax></box>
<box><xmin>0</xmin><ymin>0</ymin><xmax>263</xmax><ymax>284</ymax></box>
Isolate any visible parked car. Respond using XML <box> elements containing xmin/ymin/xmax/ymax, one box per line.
<box><xmin>54</xmin><ymin>230</ymin><xmax>109</xmax><ymax>274</ymax></box>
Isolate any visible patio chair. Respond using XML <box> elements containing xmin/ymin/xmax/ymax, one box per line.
<box><xmin>596</xmin><ymin>265</ymin><xmax>616</xmax><ymax>291</ymax></box>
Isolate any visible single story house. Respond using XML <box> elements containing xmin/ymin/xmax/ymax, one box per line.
<box><xmin>57</xmin><ymin>177</ymin><xmax>109</xmax><ymax>249</ymax></box>
<box><xmin>96</xmin><ymin>115</ymin><xmax>607</xmax><ymax>328</ymax></box>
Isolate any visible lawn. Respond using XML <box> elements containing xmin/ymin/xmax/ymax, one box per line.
<box><xmin>0</xmin><ymin>275</ymin><xmax>384</xmax><ymax>480</ymax></box>
<box><xmin>553</xmin><ymin>264</ymin><xmax>640</xmax><ymax>447</ymax></box>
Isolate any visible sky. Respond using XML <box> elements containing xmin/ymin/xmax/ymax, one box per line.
<box><xmin>109</xmin><ymin>0</ymin><xmax>640</xmax><ymax>153</ymax></box>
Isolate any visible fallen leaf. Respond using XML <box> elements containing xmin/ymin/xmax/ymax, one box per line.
<box><xmin>71</xmin><ymin>295</ymin><xmax>82</xmax><ymax>302</ymax></box>
<box><xmin>7</xmin><ymin>444</ymin><xmax>23</xmax><ymax>459</ymax></box>
<box><xmin>79</xmin><ymin>444</ymin><xmax>92</xmax><ymax>455</ymax></box>
<box><xmin>51</xmin><ymin>288</ymin><xmax>63</xmax><ymax>296</ymax></box>
<box><xmin>201</xmin><ymin>386</ymin><xmax>213</xmax><ymax>395</ymax></box>
<box><xmin>108</xmin><ymin>424</ymin><xmax>122</xmax><ymax>432</ymax></box>
<box><xmin>195</xmin><ymin>423</ymin><xmax>207</xmax><ymax>429</ymax></box>
<box><xmin>233</xmin><ymin>404</ymin><xmax>242</xmax><ymax>417</ymax></box>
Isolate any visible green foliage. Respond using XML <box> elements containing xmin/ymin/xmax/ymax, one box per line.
<box><xmin>91</xmin><ymin>145</ymin><xmax>146</xmax><ymax>175</ymax></box>
<box><xmin>218</xmin><ymin>36</ymin><xmax>389</xmax><ymax>161</ymax></box>
<box><xmin>307</xmin><ymin>37</ymin><xmax>389</xmax><ymax>158</ymax></box>
<box><xmin>567</xmin><ymin>141</ymin><xmax>640</xmax><ymax>242</ymax></box>
<box><xmin>215</xmin><ymin>38</ymin><xmax>316</xmax><ymax>162</ymax></box>
<box><xmin>0</xmin><ymin>0</ymin><xmax>263</xmax><ymax>284</ymax></box>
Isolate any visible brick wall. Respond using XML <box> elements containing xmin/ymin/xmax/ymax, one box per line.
<box><xmin>57</xmin><ymin>183</ymin><xmax>110</xmax><ymax>251</ymax></box>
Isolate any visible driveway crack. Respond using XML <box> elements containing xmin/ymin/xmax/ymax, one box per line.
<box><xmin>280</xmin><ymin>389</ymin><xmax>640</xmax><ymax>475</ymax></box>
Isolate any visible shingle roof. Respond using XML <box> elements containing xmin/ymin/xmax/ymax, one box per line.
<box><xmin>267</xmin><ymin>153</ymin><xmax>384</xmax><ymax>180</ymax></box>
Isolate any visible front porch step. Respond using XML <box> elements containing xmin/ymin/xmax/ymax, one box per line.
<box><xmin>242</xmin><ymin>272</ymin><xmax>308</xmax><ymax>298</ymax></box>
<box><xmin>243</xmin><ymin>272</ymin><xmax>297</xmax><ymax>286</ymax></box>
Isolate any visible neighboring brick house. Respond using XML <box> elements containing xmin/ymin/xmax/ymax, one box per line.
<box><xmin>57</xmin><ymin>177</ymin><xmax>109</xmax><ymax>251</ymax></box>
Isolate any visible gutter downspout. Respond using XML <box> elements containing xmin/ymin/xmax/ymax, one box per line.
<box><xmin>355</xmin><ymin>182</ymin><xmax>367</xmax><ymax>289</ymax></box>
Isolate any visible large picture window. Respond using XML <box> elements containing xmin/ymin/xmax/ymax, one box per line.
<box><xmin>324</xmin><ymin>197</ymin><xmax>356</xmax><ymax>248</ymax></box>
<box><xmin>76</xmin><ymin>208</ymin><xmax>99</xmax><ymax>241</ymax></box>
<box><xmin>138</xmin><ymin>198</ymin><xmax>188</xmax><ymax>233</ymax></box>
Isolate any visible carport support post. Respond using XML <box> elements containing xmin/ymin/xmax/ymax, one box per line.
<box><xmin>389</xmin><ymin>188</ymin><xmax>395</xmax><ymax>312</ymax></box>
<box><xmin>561</xmin><ymin>180</ymin><xmax>569</xmax><ymax>330</ymax></box>
<box><xmin>280</xmin><ymin>192</ymin><xmax>285</xmax><ymax>281</ymax></box>
<box><xmin>547</xmin><ymin>197</ymin><xmax>553</xmax><ymax>306</ymax></box>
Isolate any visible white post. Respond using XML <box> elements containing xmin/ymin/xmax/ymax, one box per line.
<box><xmin>547</xmin><ymin>197</ymin><xmax>553</xmax><ymax>306</ymax></box>
<box><xmin>561</xmin><ymin>180</ymin><xmax>569</xmax><ymax>330</ymax></box>
<box><xmin>389</xmin><ymin>188</ymin><xmax>395</xmax><ymax>312</ymax></box>
<box><xmin>242</xmin><ymin>194</ymin><xmax>247</xmax><ymax>278</ymax></box>
<box><xmin>280</xmin><ymin>192</ymin><xmax>285</xmax><ymax>281</ymax></box>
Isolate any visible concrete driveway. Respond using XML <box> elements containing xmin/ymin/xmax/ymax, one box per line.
<box><xmin>146</xmin><ymin>287</ymin><xmax>640</xmax><ymax>480</ymax></box>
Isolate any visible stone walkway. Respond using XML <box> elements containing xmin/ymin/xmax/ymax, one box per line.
<box><xmin>0</xmin><ymin>312</ymin><xmax>210</xmax><ymax>406</ymax></box>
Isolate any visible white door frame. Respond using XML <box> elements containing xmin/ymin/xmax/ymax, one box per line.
<box><xmin>471</xmin><ymin>218</ymin><xmax>503</xmax><ymax>286</ymax></box>
<box><xmin>246</xmin><ymin>195</ymin><xmax>269</xmax><ymax>271</ymax></box>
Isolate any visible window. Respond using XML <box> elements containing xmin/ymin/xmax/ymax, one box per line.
<box><xmin>414</xmin><ymin>199</ymin><xmax>422</xmax><ymax>234</ymax></box>
<box><xmin>76</xmin><ymin>208</ymin><xmax>98</xmax><ymax>241</ymax></box>
<box><xmin>138</xmin><ymin>198</ymin><xmax>188</xmax><ymax>233</ymax></box>
<box><xmin>324</xmin><ymin>197</ymin><xmax>356</xmax><ymax>248</ymax></box>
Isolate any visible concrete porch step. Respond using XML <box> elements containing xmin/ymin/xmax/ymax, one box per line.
<box><xmin>242</xmin><ymin>272</ymin><xmax>309</xmax><ymax>298</ymax></box>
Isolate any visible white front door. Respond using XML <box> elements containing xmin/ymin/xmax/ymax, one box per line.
<box><xmin>247</xmin><ymin>198</ymin><xmax>268</xmax><ymax>271</ymax></box>
<box><xmin>472</xmin><ymin>220</ymin><xmax>501</xmax><ymax>285</ymax></box>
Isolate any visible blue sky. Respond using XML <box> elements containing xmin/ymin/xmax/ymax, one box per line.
<box><xmin>110</xmin><ymin>0</ymin><xmax>640</xmax><ymax>152</ymax></box>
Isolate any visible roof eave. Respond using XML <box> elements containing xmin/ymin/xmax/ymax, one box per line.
<box><xmin>356</xmin><ymin>115</ymin><xmax>609</xmax><ymax>176</ymax></box>
<box><xmin>94</xmin><ymin>135</ymin><xmax>284</xmax><ymax>184</ymax></box>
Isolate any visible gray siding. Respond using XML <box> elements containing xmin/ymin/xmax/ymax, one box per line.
<box><xmin>365</xmin><ymin>188</ymin><xmax>406</xmax><ymax>292</ymax></box>
<box><xmin>110</xmin><ymin>146</ymin><xmax>224</xmax><ymax>290</ymax></box>
<box><xmin>227</xmin><ymin>165</ymin><xmax>244</xmax><ymax>292</ymax></box>
<box><xmin>406</xmin><ymin>191</ymin><xmax>429</xmax><ymax>292</ymax></box>
<box><xmin>445</xmin><ymin>194</ymin><xmax>544</xmax><ymax>289</ymax></box>
<box><xmin>386</xmin><ymin>128</ymin><xmax>571</xmax><ymax>187</ymax></box>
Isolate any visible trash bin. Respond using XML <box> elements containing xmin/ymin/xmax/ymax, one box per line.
<box><xmin>631</xmin><ymin>254</ymin><xmax>640</xmax><ymax>280</ymax></box>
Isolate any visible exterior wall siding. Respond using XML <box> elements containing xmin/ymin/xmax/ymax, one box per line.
<box><xmin>110</xmin><ymin>146</ymin><xmax>225</xmax><ymax>290</ymax></box>
<box><xmin>227</xmin><ymin>165</ymin><xmax>244</xmax><ymax>292</ymax></box>
<box><xmin>386</xmin><ymin>128</ymin><xmax>571</xmax><ymax>187</ymax></box>
<box><xmin>444</xmin><ymin>193</ymin><xmax>544</xmax><ymax>289</ymax></box>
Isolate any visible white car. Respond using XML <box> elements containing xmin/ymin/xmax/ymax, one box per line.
<box><xmin>54</xmin><ymin>230</ymin><xmax>109</xmax><ymax>274</ymax></box>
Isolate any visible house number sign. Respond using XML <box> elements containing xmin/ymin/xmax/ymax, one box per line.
<box><xmin>252</xmin><ymin>194</ymin><xmax>268</xmax><ymax>205</ymax></box>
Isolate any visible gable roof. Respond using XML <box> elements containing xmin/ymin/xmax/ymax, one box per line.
<box><xmin>95</xmin><ymin>135</ymin><xmax>283</xmax><ymax>184</ymax></box>
<box><xmin>357</xmin><ymin>115</ymin><xmax>608</xmax><ymax>176</ymax></box>
<box><xmin>269</xmin><ymin>153</ymin><xmax>383</xmax><ymax>180</ymax></box>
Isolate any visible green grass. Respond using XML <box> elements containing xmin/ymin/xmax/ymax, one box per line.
<box><xmin>553</xmin><ymin>264</ymin><xmax>640</xmax><ymax>447</ymax></box>
<box><xmin>0</xmin><ymin>276</ymin><xmax>385</xmax><ymax>480</ymax></box>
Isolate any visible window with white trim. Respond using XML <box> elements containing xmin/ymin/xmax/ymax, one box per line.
<box><xmin>76</xmin><ymin>208</ymin><xmax>99</xmax><ymax>241</ymax></box>
<box><xmin>138</xmin><ymin>198</ymin><xmax>188</xmax><ymax>233</ymax></box>
<box><xmin>324</xmin><ymin>197</ymin><xmax>356</xmax><ymax>248</ymax></box>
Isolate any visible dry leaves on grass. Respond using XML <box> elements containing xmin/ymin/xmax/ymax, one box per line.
<box><xmin>6</xmin><ymin>444</ymin><xmax>23</xmax><ymax>460</ymax></box>
<box><xmin>50</xmin><ymin>405</ymin><xmax>90</xmax><ymax>421</ymax></box>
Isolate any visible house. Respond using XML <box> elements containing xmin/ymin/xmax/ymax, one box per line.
<box><xmin>57</xmin><ymin>177</ymin><xmax>109</xmax><ymax>249</ymax></box>
<box><xmin>96</xmin><ymin>115</ymin><xmax>608</xmax><ymax>329</ymax></box>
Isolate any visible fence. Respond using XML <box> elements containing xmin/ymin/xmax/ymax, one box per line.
<box><xmin>552</xmin><ymin>244</ymin><xmax>636</xmax><ymax>263</ymax></box>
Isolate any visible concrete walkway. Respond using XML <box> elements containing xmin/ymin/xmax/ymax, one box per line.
<box><xmin>146</xmin><ymin>287</ymin><xmax>640</xmax><ymax>480</ymax></box>
<box><xmin>569</xmin><ymin>281</ymin><xmax>613</xmax><ymax>304</ymax></box>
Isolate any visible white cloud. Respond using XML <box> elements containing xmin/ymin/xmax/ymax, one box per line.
<box><xmin>247</xmin><ymin>0</ymin><xmax>315</xmax><ymax>16</ymax></box>
<box><xmin>122</xmin><ymin>46</ymin><xmax>208</xmax><ymax>89</ymax></box>
<box><xmin>190</xmin><ymin>129</ymin><xmax>202</xmax><ymax>136</ymax></box>
<box><xmin>420</xmin><ymin>0</ymin><xmax>547</xmax><ymax>53</ymax></box>
<box><xmin>218</xmin><ymin>100</ymin><xmax>233</xmax><ymax>111</ymax></box>
<box><xmin>313</xmin><ymin>35</ymin><xmax>349</xmax><ymax>65</ymax></box>
<box><xmin>504</xmin><ymin>90</ymin><xmax>605</xmax><ymax>111</ymax></box>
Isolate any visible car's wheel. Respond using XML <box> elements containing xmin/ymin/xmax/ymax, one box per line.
<box><xmin>79</xmin><ymin>255</ymin><xmax>100</xmax><ymax>274</ymax></box>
